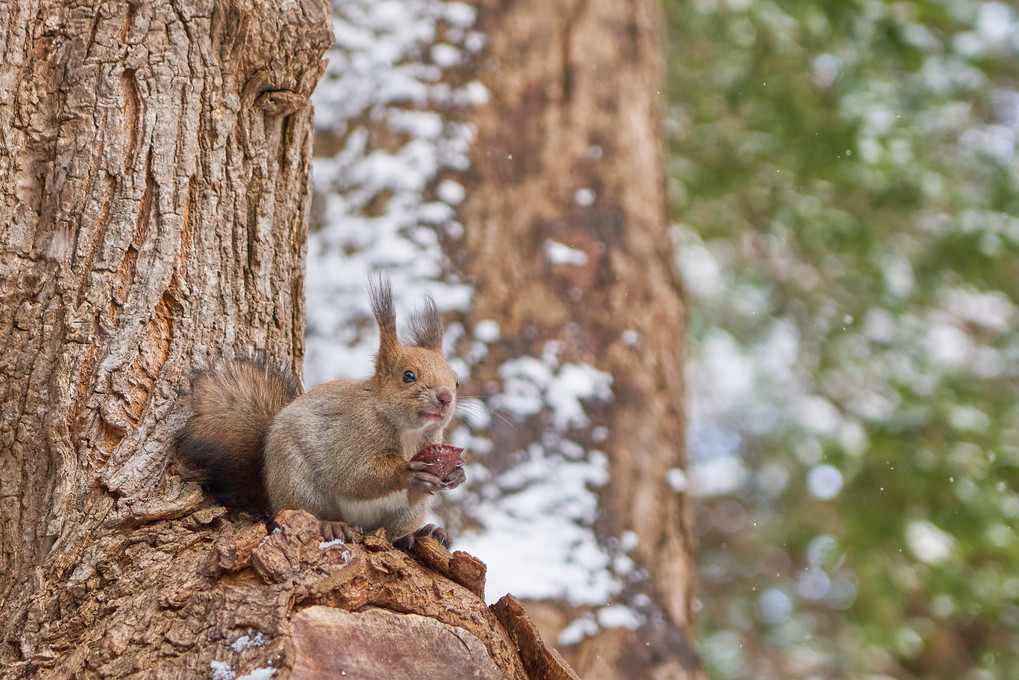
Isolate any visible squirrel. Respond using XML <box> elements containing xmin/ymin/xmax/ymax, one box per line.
<box><xmin>176</xmin><ymin>274</ymin><xmax>464</xmax><ymax>549</ymax></box>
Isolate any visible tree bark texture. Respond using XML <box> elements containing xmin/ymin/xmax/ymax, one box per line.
<box><xmin>0</xmin><ymin>0</ymin><xmax>330</xmax><ymax>672</ymax></box>
<box><xmin>459</xmin><ymin>1</ymin><xmax>702</xmax><ymax>678</ymax></box>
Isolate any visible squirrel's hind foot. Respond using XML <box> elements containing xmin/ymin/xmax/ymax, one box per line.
<box><xmin>393</xmin><ymin>523</ymin><xmax>452</xmax><ymax>551</ymax></box>
<box><xmin>320</xmin><ymin>520</ymin><xmax>363</xmax><ymax>544</ymax></box>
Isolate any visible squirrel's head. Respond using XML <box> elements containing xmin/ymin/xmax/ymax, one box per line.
<box><xmin>368</xmin><ymin>274</ymin><xmax>458</xmax><ymax>433</ymax></box>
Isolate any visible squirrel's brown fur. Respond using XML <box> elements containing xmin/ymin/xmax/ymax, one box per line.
<box><xmin>176</xmin><ymin>274</ymin><xmax>462</xmax><ymax>544</ymax></box>
<box><xmin>176</xmin><ymin>359</ymin><xmax>299</xmax><ymax>511</ymax></box>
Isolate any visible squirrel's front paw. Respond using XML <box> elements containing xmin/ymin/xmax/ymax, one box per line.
<box><xmin>441</xmin><ymin>465</ymin><xmax>466</xmax><ymax>490</ymax></box>
<box><xmin>405</xmin><ymin>460</ymin><xmax>444</xmax><ymax>495</ymax></box>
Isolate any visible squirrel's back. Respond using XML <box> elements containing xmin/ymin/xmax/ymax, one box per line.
<box><xmin>176</xmin><ymin>359</ymin><xmax>299</xmax><ymax>511</ymax></box>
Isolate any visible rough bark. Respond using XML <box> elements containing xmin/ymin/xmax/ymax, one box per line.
<box><xmin>459</xmin><ymin>0</ymin><xmax>702</xmax><ymax>678</ymax></box>
<box><xmin>0</xmin><ymin>0</ymin><xmax>329</xmax><ymax>670</ymax></box>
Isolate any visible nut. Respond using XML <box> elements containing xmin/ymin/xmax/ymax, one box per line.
<box><xmin>411</xmin><ymin>444</ymin><xmax>464</xmax><ymax>479</ymax></box>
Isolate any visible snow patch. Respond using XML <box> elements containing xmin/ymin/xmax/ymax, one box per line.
<box><xmin>620</xmin><ymin>329</ymin><xmax>640</xmax><ymax>346</ymax></box>
<box><xmin>473</xmin><ymin>319</ymin><xmax>500</xmax><ymax>343</ymax></box>
<box><xmin>318</xmin><ymin>538</ymin><xmax>345</xmax><ymax>550</ymax></box>
<box><xmin>230</xmin><ymin>631</ymin><xmax>267</xmax><ymax>653</ymax></box>
<box><xmin>574</xmin><ymin>188</ymin><xmax>595</xmax><ymax>206</ymax></box>
<box><xmin>436</xmin><ymin>179</ymin><xmax>466</xmax><ymax>205</ymax></box>
<box><xmin>257</xmin><ymin>528</ymin><xmax>280</xmax><ymax>549</ymax></box>
<box><xmin>211</xmin><ymin>661</ymin><xmax>235</xmax><ymax>680</ymax></box>
<box><xmin>544</xmin><ymin>240</ymin><xmax>589</xmax><ymax>266</ymax></box>
<box><xmin>557</xmin><ymin>604</ymin><xmax>641</xmax><ymax>645</ymax></box>
<box><xmin>236</xmin><ymin>669</ymin><xmax>276</xmax><ymax>680</ymax></box>
<box><xmin>495</xmin><ymin>345</ymin><xmax>613</xmax><ymax>430</ymax></box>
<box><xmin>666</xmin><ymin>467</ymin><xmax>689</xmax><ymax>492</ymax></box>
<box><xmin>596</xmin><ymin>604</ymin><xmax>640</xmax><ymax>629</ymax></box>
<box><xmin>456</xmin><ymin>446</ymin><xmax>615</xmax><ymax>605</ymax></box>
<box><xmin>558</xmin><ymin>613</ymin><xmax>598</xmax><ymax>646</ymax></box>
<box><xmin>689</xmin><ymin>454</ymin><xmax>748</xmax><ymax>497</ymax></box>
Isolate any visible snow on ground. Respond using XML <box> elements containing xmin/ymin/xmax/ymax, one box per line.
<box><xmin>452</xmin><ymin>342</ymin><xmax>618</xmax><ymax>605</ymax></box>
<box><xmin>454</xmin><ymin>442</ymin><xmax>615</xmax><ymax>605</ymax></box>
<box><xmin>236</xmin><ymin>670</ymin><xmax>275</xmax><ymax>680</ymax></box>
<box><xmin>210</xmin><ymin>661</ymin><xmax>234</xmax><ymax>680</ymax></box>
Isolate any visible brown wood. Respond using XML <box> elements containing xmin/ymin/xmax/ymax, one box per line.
<box><xmin>2</xmin><ymin>502</ymin><xmax>532</xmax><ymax>678</ymax></box>
<box><xmin>492</xmin><ymin>595</ymin><xmax>582</xmax><ymax>680</ymax></box>
<box><xmin>290</xmin><ymin>606</ymin><xmax>511</xmax><ymax>680</ymax></box>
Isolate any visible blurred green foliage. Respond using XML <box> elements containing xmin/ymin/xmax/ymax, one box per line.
<box><xmin>664</xmin><ymin>0</ymin><xmax>1019</xmax><ymax>677</ymax></box>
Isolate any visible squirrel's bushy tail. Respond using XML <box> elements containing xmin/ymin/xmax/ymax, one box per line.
<box><xmin>177</xmin><ymin>359</ymin><xmax>299</xmax><ymax>512</ymax></box>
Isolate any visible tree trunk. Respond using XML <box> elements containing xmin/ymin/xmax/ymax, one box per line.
<box><xmin>0</xmin><ymin>0</ymin><xmax>328</xmax><ymax>669</ymax></box>
<box><xmin>0</xmin><ymin>2</ymin><xmax>568</xmax><ymax>679</ymax></box>
<box><xmin>457</xmin><ymin>0</ymin><xmax>703</xmax><ymax>678</ymax></box>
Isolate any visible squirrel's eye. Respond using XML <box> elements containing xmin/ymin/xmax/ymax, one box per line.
<box><xmin>403</xmin><ymin>370</ymin><xmax>416</xmax><ymax>383</ymax></box>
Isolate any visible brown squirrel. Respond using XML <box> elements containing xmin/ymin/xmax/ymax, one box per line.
<box><xmin>177</xmin><ymin>275</ymin><xmax>464</xmax><ymax>549</ymax></box>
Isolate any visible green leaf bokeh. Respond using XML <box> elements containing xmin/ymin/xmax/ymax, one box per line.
<box><xmin>667</xmin><ymin>0</ymin><xmax>1019</xmax><ymax>677</ymax></box>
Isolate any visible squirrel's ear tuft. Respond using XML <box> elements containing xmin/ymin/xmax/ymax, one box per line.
<box><xmin>368</xmin><ymin>272</ymin><xmax>399</xmax><ymax>368</ymax></box>
<box><xmin>410</xmin><ymin>295</ymin><xmax>444</xmax><ymax>351</ymax></box>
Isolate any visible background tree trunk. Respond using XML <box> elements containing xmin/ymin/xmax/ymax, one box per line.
<box><xmin>457</xmin><ymin>1</ymin><xmax>702</xmax><ymax>678</ymax></box>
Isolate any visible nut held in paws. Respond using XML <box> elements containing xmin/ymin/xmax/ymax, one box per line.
<box><xmin>411</xmin><ymin>444</ymin><xmax>464</xmax><ymax>479</ymax></box>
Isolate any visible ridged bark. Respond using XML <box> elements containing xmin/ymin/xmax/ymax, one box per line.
<box><xmin>0</xmin><ymin>0</ymin><xmax>327</xmax><ymax>672</ymax></box>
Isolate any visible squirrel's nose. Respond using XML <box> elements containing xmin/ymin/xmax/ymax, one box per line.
<box><xmin>436</xmin><ymin>388</ymin><xmax>453</xmax><ymax>406</ymax></box>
